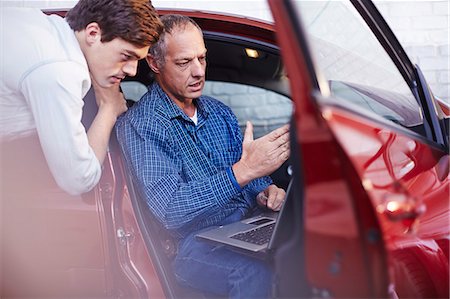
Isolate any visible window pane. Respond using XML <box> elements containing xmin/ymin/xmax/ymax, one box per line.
<box><xmin>294</xmin><ymin>1</ymin><xmax>424</xmax><ymax>130</ymax></box>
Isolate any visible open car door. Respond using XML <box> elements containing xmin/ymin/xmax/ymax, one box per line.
<box><xmin>269</xmin><ymin>0</ymin><xmax>449</xmax><ymax>298</ymax></box>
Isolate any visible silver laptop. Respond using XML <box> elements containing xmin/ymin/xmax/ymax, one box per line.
<box><xmin>195</xmin><ymin>180</ymin><xmax>292</xmax><ymax>257</ymax></box>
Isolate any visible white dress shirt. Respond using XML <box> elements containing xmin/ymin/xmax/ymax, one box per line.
<box><xmin>0</xmin><ymin>8</ymin><xmax>101</xmax><ymax>195</ymax></box>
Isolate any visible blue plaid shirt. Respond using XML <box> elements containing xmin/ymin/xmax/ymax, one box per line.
<box><xmin>116</xmin><ymin>82</ymin><xmax>271</xmax><ymax>237</ymax></box>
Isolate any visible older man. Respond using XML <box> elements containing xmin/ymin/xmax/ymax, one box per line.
<box><xmin>116</xmin><ymin>14</ymin><xmax>290</xmax><ymax>298</ymax></box>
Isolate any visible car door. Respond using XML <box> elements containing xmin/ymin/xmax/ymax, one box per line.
<box><xmin>269</xmin><ymin>0</ymin><xmax>449</xmax><ymax>298</ymax></box>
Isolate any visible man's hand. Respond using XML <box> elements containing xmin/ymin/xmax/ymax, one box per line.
<box><xmin>232</xmin><ymin>122</ymin><xmax>290</xmax><ymax>187</ymax></box>
<box><xmin>91</xmin><ymin>79</ymin><xmax>127</xmax><ymax>119</ymax></box>
<box><xmin>256</xmin><ymin>184</ymin><xmax>286</xmax><ymax>211</ymax></box>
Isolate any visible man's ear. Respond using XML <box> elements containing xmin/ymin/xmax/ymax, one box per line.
<box><xmin>84</xmin><ymin>22</ymin><xmax>102</xmax><ymax>46</ymax></box>
<box><xmin>146</xmin><ymin>54</ymin><xmax>160</xmax><ymax>74</ymax></box>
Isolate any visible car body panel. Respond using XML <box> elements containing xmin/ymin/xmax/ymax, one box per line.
<box><xmin>324</xmin><ymin>103</ymin><xmax>449</xmax><ymax>297</ymax></box>
<box><xmin>105</xmin><ymin>146</ymin><xmax>166</xmax><ymax>298</ymax></box>
<box><xmin>158</xmin><ymin>8</ymin><xmax>276</xmax><ymax>44</ymax></box>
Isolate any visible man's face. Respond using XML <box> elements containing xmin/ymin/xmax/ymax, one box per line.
<box><xmin>156</xmin><ymin>23</ymin><xmax>207</xmax><ymax>103</ymax></box>
<box><xmin>87</xmin><ymin>37</ymin><xmax>149</xmax><ymax>87</ymax></box>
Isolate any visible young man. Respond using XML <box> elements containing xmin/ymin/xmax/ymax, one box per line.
<box><xmin>116</xmin><ymin>15</ymin><xmax>290</xmax><ymax>298</ymax></box>
<box><xmin>0</xmin><ymin>0</ymin><xmax>162</xmax><ymax>195</ymax></box>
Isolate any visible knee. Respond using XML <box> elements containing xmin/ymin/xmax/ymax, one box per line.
<box><xmin>230</xmin><ymin>260</ymin><xmax>273</xmax><ymax>298</ymax></box>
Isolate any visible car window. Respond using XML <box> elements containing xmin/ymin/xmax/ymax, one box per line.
<box><xmin>203</xmin><ymin>81</ymin><xmax>293</xmax><ymax>138</ymax></box>
<box><xmin>294</xmin><ymin>1</ymin><xmax>424</xmax><ymax>132</ymax></box>
<box><xmin>121</xmin><ymin>81</ymin><xmax>148</xmax><ymax>102</ymax></box>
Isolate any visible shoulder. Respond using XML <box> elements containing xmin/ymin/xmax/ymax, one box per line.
<box><xmin>3</xmin><ymin>10</ymin><xmax>72</xmax><ymax>60</ymax></box>
<box><xmin>2</xmin><ymin>9</ymin><xmax>79</xmax><ymax>88</ymax></box>
<box><xmin>4</xmin><ymin>11</ymin><xmax>88</xmax><ymax>90</ymax></box>
<box><xmin>18</xmin><ymin>61</ymin><xmax>90</xmax><ymax>110</ymax></box>
<box><xmin>116</xmin><ymin>91</ymin><xmax>167</xmax><ymax>140</ymax></box>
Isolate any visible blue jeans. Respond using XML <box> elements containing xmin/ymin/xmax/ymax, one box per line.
<box><xmin>173</xmin><ymin>211</ymin><xmax>273</xmax><ymax>299</ymax></box>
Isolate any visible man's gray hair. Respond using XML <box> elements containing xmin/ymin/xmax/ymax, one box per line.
<box><xmin>149</xmin><ymin>14</ymin><xmax>203</xmax><ymax>69</ymax></box>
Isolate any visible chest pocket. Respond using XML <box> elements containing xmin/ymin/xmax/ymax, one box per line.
<box><xmin>198</xmin><ymin>120</ymin><xmax>242</xmax><ymax>168</ymax></box>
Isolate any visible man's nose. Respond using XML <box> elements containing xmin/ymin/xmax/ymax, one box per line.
<box><xmin>123</xmin><ymin>60</ymin><xmax>138</xmax><ymax>77</ymax></box>
<box><xmin>191</xmin><ymin>58</ymin><xmax>205</xmax><ymax>77</ymax></box>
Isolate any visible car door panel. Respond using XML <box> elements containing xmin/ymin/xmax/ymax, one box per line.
<box><xmin>268</xmin><ymin>3</ymin><xmax>388</xmax><ymax>297</ymax></box>
<box><xmin>322</xmin><ymin>103</ymin><xmax>449</xmax><ymax>297</ymax></box>
<box><xmin>269</xmin><ymin>0</ymin><xmax>448</xmax><ymax>297</ymax></box>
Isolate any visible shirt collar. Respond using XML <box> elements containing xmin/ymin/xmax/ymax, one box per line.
<box><xmin>151</xmin><ymin>82</ymin><xmax>210</xmax><ymax>122</ymax></box>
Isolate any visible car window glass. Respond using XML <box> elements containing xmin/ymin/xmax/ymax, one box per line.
<box><xmin>203</xmin><ymin>81</ymin><xmax>293</xmax><ymax>138</ymax></box>
<box><xmin>121</xmin><ymin>81</ymin><xmax>148</xmax><ymax>102</ymax></box>
<box><xmin>294</xmin><ymin>1</ymin><xmax>424</xmax><ymax>131</ymax></box>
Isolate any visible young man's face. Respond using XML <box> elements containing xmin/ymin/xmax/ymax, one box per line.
<box><xmin>87</xmin><ymin>36</ymin><xmax>149</xmax><ymax>87</ymax></box>
<box><xmin>155</xmin><ymin>23</ymin><xmax>207</xmax><ymax>104</ymax></box>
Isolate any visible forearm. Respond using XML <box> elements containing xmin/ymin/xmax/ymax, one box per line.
<box><xmin>142</xmin><ymin>169</ymin><xmax>239</xmax><ymax>230</ymax></box>
<box><xmin>88</xmin><ymin>79</ymin><xmax>127</xmax><ymax>164</ymax></box>
<box><xmin>87</xmin><ymin>106</ymin><xmax>118</xmax><ymax>165</ymax></box>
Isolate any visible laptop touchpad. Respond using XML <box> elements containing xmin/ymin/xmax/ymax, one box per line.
<box><xmin>248</xmin><ymin>218</ymin><xmax>273</xmax><ymax>226</ymax></box>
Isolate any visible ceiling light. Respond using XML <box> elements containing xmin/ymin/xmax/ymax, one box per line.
<box><xmin>245</xmin><ymin>48</ymin><xmax>259</xmax><ymax>59</ymax></box>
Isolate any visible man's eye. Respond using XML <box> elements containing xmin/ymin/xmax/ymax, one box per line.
<box><xmin>199</xmin><ymin>56</ymin><xmax>206</xmax><ymax>63</ymax></box>
<box><xmin>122</xmin><ymin>54</ymin><xmax>132</xmax><ymax>61</ymax></box>
<box><xmin>177</xmin><ymin>61</ymin><xmax>189</xmax><ymax>67</ymax></box>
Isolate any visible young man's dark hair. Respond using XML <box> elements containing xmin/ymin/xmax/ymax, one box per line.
<box><xmin>66</xmin><ymin>0</ymin><xmax>162</xmax><ymax>47</ymax></box>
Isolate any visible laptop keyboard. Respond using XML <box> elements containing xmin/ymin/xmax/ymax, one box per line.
<box><xmin>230</xmin><ymin>223</ymin><xmax>275</xmax><ymax>245</ymax></box>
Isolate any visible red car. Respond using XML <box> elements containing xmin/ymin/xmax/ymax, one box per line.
<box><xmin>1</xmin><ymin>0</ymin><xmax>449</xmax><ymax>298</ymax></box>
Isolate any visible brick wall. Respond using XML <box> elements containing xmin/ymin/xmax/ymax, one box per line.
<box><xmin>374</xmin><ymin>1</ymin><xmax>449</xmax><ymax>102</ymax></box>
<box><xmin>203</xmin><ymin>82</ymin><xmax>293</xmax><ymax>138</ymax></box>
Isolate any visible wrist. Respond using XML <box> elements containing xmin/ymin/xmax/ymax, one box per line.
<box><xmin>97</xmin><ymin>103</ymin><xmax>121</xmax><ymax>120</ymax></box>
<box><xmin>93</xmin><ymin>107</ymin><xmax>119</xmax><ymax>130</ymax></box>
<box><xmin>232</xmin><ymin>161</ymin><xmax>254</xmax><ymax>187</ymax></box>
<box><xmin>226</xmin><ymin>168</ymin><xmax>243</xmax><ymax>192</ymax></box>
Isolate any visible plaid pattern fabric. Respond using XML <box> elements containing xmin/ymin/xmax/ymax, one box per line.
<box><xmin>116</xmin><ymin>82</ymin><xmax>271</xmax><ymax>237</ymax></box>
